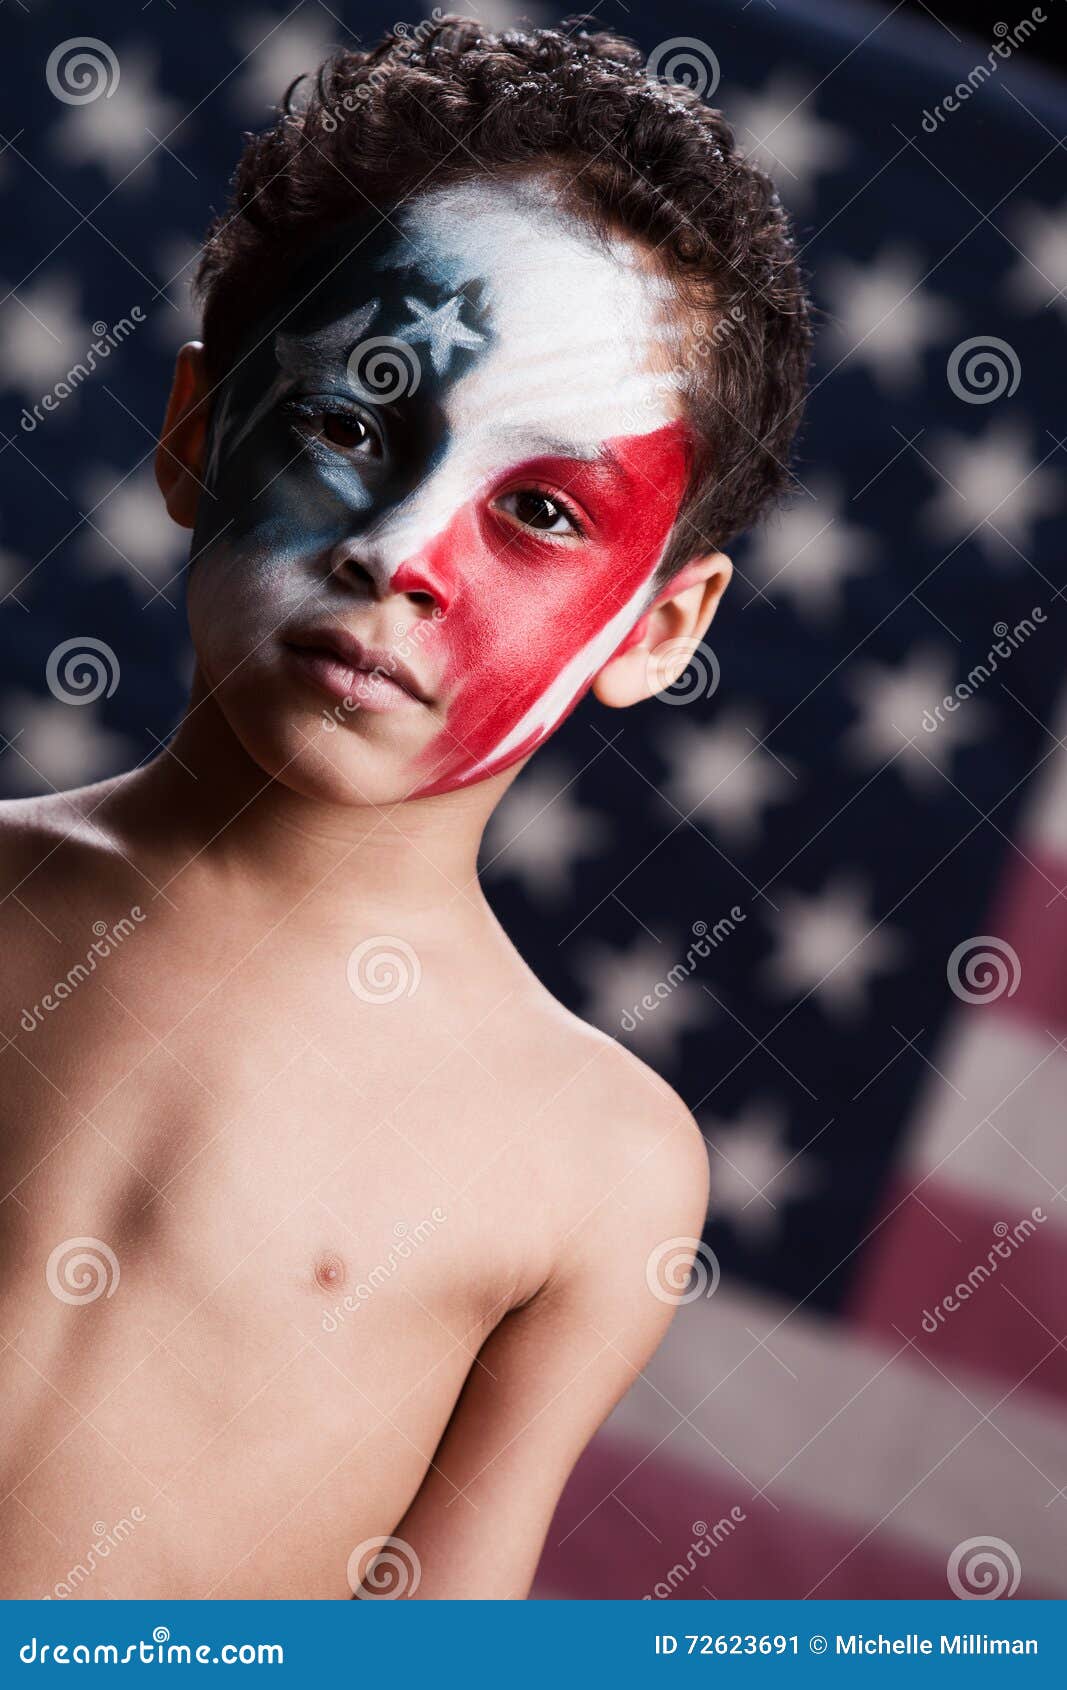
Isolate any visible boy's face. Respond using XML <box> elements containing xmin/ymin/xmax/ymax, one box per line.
<box><xmin>187</xmin><ymin>176</ymin><xmax>692</xmax><ymax>803</ymax></box>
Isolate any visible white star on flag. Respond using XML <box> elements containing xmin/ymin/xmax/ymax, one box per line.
<box><xmin>50</xmin><ymin>50</ymin><xmax>182</xmax><ymax>186</ymax></box>
<box><xmin>703</xmin><ymin>1101</ymin><xmax>822</xmax><ymax>1245</ymax></box>
<box><xmin>764</xmin><ymin>875</ymin><xmax>906</xmax><ymax>1018</ymax></box>
<box><xmin>2</xmin><ymin>694</ymin><xmax>133</xmax><ymax>793</ymax></box>
<box><xmin>741</xmin><ymin>476</ymin><xmax>877</xmax><ymax>624</ymax></box>
<box><xmin>728</xmin><ymin>74</ymin><xmax>850</xmax><ymax>211</ymax></box>
<box><xmin>80</xmin><ymin>462</ymin><xmax>188</xmax><ymax>590</ymax></box>
<box><xmin>843</xmin><ymin>648</ymin><xmax>989</xmax><ymax>790</ymax></box>
<box><xmin>922</xmin><ymin>421</ymin><xmax>1061</xmax><ymax>563</ymax></box>
<box><xmin>1006</xmin><ymin>198</ymin><xmax>1067</xmax><ymax>321</ymax></box>
<box><xmin>658</xmin><ymin>710</ymin><xmax>796</xmax><ymax>847</ymax></box>
<box><xmin>231</xmin><ymin>14</ymin><xmax>338</xmax><ymax>116</ymax></box>
<box><xmin>482</xmin><ymin>759</ymin><xmax>608</xmax><ymax>901</ymax></box>
<box><xmin>822</xmin><ymin>246</ymin><xmax>955</xmax><ymax>393</ymax></box>
<box><xmin>0</xmin><ymin>277</ymin><xmax>90</xmax><ymax>400</ymax></box>
<box><xmin>577</xmin><ymin>933</ymin><xmax>711</xmax><ymax>1064</ymax></box>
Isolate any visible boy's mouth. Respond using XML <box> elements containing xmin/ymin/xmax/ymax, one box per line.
<box><xmin>282</xmin><ymin>625</ymin><xmax>432</xmax><ymax>712</ymax></box>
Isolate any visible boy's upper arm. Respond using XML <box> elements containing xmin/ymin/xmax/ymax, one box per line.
<box><xmin>373</xmin><ymin>1093</ymin><xmax>710</xmax><ymax>1600</ymax></box>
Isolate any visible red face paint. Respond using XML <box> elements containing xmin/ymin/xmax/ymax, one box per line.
<box><xmin>391</xmin><ymin>419</ymin><xmax>691</xmax><ymax>796</ymax></box>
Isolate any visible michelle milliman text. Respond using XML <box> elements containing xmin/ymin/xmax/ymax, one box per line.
<box><xmin>836</xmin><ymin>1634</ymin><xmax>1038</xmax><ymax>1655</ymax></box>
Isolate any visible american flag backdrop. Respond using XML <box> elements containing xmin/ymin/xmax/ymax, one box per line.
<box><xmin>2</xmin><ymin>0</ymin><xmax>1066</xmax><ymax>1601</ymax></box>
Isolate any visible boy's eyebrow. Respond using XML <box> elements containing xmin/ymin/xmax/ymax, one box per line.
<box><xmin>492</xmin><ymin>430</ymin><xmax>632</xmax><ymax>484</ymax></box>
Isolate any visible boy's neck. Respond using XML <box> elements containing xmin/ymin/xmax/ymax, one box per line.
<box><xmin>109</xmin><ymin>676</ymin><xmax>510</xmax><ymax>926</ymax></box>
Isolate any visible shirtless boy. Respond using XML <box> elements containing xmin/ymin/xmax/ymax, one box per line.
<box><xmin>0</xmin><ymin>20</ymin><xmax>810</xmax><ymax>1599</ymax></box>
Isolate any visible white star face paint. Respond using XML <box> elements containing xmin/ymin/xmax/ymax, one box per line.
<box><xmin>186</xmin><ymin>173</ymin><xmax>694</xmax><ymax>803</ymax></box>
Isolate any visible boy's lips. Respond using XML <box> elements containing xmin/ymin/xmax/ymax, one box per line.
<box><xmin>282</xmin><ymin>624</ymin><xmax>432</xmax><ymax>711</ymax></box>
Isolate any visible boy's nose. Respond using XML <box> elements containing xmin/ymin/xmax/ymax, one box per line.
<box><xmin>328</xmin><ymin>535</ymin><xmax>453</xmax><ymax>616</ymax></box>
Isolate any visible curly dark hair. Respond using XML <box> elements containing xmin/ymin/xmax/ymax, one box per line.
<box><xmin>195</xmin><ymin>15</ymin><xmax>812</xmax><ymax>564</ymax></box>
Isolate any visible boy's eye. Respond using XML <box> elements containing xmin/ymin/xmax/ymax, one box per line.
<box><xmin>494</xmin><ymin>489</ymin><xmax>581</xmax><ymax>536</ymax></box>
<box><xmin>289</xmin><ymin>405</ymin><xmax>379</xmax><ymax>458</ymax></box>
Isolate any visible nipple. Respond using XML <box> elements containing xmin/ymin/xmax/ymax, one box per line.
<box><xmin>314</xmin><ymin>1251</ymin><xmax>346</xmax><ymax>1292</ymax></box>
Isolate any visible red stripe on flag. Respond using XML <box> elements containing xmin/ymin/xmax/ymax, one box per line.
<box><xmin>848</xmin><ymin>1182</ymin><xmax>1067</xmax><ymax>1404</ymax></box>
<box><xmin>535</xmin><ymin>1433</ymin><xmax>973</xmax><ymax>1600</ymax></box>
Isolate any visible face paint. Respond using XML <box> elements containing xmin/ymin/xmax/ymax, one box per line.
<box><xmin>190</xmin><ymin>176</ymin><xmax>693</xmax><ymax>800</ymax></box>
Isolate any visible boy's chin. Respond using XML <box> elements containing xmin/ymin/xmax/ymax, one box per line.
<box><xmin>231</xmin><ymin>715</ymin><xmax>446</xmax><ymax>810</ymax></box>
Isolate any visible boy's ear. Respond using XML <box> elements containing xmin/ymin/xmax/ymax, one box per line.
<box><xmin>592</xmin><ymin>551</ymin><xmax>733</xmax><ymax>708</ymax></box>
<box><xmin>155</xmin><ymin>340</ymin><xmax>212</xmax><ymax>529</ymax></box>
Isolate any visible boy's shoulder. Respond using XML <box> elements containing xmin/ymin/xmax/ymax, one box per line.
<box><xmin>500</xmin><ymin>978</ymin><xmax>711</xmax><ymax>1350</ymax></box>
<box><xmin>0</xmin><ymin>785</ymin><xmax>127</xmax><ymax>906</ymax></box>
<box><xmin>505</xmin><ymin>972</ymin><xmax>709</xmax><ymax>1227</ymax></box>
<box><xmin>0</xmin><ymin>784</ymin><xmax>101</xmax><ymax>848</ymax></box>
